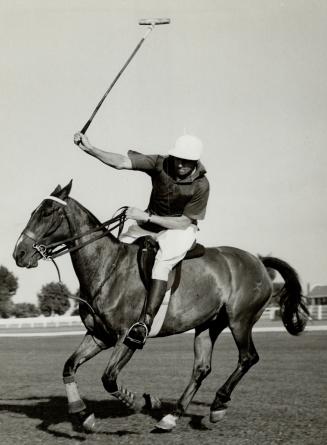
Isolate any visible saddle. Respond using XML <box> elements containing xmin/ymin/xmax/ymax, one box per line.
<box><xmin>134</xmin><ymin>236</ymin><xmax>205</xmax><ymax>294</ymax></box>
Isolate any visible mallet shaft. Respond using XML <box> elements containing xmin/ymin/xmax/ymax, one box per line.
<box><xmin>81</xmin><ymin>36</ymin><xmax>147</xmax><ymax>135</ymax></box>
<box><xmin>80</xmin><ymin>18</ymin><xmax>170</xmax><ymax>135</ymax></box>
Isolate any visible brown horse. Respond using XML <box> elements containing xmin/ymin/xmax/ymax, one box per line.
<box><xmin>13</xmin><ymin>181</ymin><xmax>308</xmax><ymax>432</ymax></box>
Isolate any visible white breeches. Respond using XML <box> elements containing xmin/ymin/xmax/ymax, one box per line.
<box><xmin>120</xmin><ymin>224</ymin><xmax>198</xmax><ymax>281</ymax></box>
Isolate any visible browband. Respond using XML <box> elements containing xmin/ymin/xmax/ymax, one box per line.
<box><xmin>44</xmin><ymin>196</ymin><xmax>67</xmax><ymax>206</ymax></box>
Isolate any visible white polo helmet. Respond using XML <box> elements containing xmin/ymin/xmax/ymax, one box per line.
<box><xmin>168</xmin><ymin>134</ymin><xmax>203</xmax><ymax>161</ymax></box>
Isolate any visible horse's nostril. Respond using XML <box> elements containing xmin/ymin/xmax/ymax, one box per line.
<box><xmin>19</xmin><ymin>250</ymin><xmax>26</xmax><ymax>259</ymax></box>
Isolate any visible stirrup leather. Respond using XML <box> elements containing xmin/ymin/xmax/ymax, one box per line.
<box><xmin>123</xmin><ymin>322</ymin><xmax>149</xmax><ymax>350</ymax></box>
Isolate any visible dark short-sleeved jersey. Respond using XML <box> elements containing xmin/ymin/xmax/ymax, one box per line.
<box><xmin>127</xmin><ymin>150</ymin><xmax>210</xmax><ymax>231</ymax></box>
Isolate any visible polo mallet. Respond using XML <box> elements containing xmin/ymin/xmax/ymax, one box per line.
<box><xmin>79</xmin><ymin>18</ymin><xmax>171</xmax><ymax>136</ymax></box>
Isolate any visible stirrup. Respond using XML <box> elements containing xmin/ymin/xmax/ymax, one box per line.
<box><xmin>123</xmin><ymin>322</ymin><xmax>149</xmax><ymax>350</ymax></box>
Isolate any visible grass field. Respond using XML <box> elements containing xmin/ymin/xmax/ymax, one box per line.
<box><xmin>0</xmin><ymin>331</ymin><xmax>326</xmax><ymax>445</ymax></box>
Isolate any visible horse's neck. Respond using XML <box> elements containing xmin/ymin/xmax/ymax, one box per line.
<box><xmin>67</xmin><ymin>199</ymin><xmax>120</xmax><ymax>293</ymax></box>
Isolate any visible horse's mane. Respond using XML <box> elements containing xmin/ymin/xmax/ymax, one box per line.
<box><xmin>69</xmin><ymin>197</ymin><xmax>102</xmax><ymax>226</ymax></box>
<box><xmin>68</xmin><ymin>197</ymin><xmax>122</xmax><ymax>244</ymax></box>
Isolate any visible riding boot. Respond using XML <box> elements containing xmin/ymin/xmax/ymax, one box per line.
<box><xmin>124</xmin><ymin>279</ymin><xmax>167</xmax><ymax>350</ymax></box>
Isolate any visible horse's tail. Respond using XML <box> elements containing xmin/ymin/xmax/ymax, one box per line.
<box><xmin>260</xmin><ymin>256</ymin><xmax>309</xmax><ymax>335</ymax></box>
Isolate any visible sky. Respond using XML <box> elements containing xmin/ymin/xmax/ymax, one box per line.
<box><xmin>1</xmin><ymin>0</ymin><xmax>326</xmax><ymax>304</ymax></box>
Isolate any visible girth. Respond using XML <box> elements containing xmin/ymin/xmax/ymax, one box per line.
<box><xmin>134</xmin><ymin>236</ymin><xmax>205</xmax><ymax>293</ymax></box>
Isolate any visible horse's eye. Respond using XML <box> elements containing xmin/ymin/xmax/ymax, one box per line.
<box><xmin>41</xmin><ymin>208</ymin><xmax>53</xmax><ymax>217</ymax></box>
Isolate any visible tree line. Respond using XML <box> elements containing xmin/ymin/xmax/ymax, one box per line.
<box><xmin>0</xmin><ymin>265</ymin><xmax>79</xmax><ymax>318</ymax></box>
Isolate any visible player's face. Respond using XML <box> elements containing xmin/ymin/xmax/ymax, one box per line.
<box><xmin>172</xmin><ymin>157</ymin><xmax>197</xmax><ymax>179</ymax></box>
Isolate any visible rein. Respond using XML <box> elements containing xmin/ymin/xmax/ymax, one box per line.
<box><xmin>27</xmin><ymin>200</ymin><xmax>128</xmax><ymax>316</ymax></box>
<box><xmin>32</xmin><ymin>206</ymin><xmax>128</xmax><ymax>261</ymax></box>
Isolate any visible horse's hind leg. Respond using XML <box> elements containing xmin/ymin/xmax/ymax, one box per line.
<box><xmin>210</xmin><ymin>321</ymin><xmax>259</xmax><ymax>422</ymax></box>
<box><xmin>156</xmin><ymin>318</ymin><xmax>226</xmax><ymax>431</ymax></box>
<box><xmin>63</xmin><ymin>332</ymin><xmax>108</xmax><ymax>432</ymax></box>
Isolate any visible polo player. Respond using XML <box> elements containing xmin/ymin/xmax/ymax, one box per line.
<box><xmin>74</xmin><ymin>132</ymin><xmax>210</xmax><ymax>348</ymax></box>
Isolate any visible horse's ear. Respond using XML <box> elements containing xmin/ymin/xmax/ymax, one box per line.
<box><xmin>50</xmin><ymin>185</ymin><xmax>62</xmax><ymax>196</ymax></box>
<box><xmin>59</xmin><ymin>179</ymin><xmax>73</xmax><ymax>200</ymax></box>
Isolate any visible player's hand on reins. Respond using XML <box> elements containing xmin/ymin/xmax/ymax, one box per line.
<box><xmin>126</xmin><ymin>207</ymin><xmax>149</xmax><ymax>223</ymax></box>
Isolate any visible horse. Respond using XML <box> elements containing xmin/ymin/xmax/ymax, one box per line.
<box><xmin>13</xmin><ymin>180</ymin><xmax>308</xmax><ymax>432</ymax></box>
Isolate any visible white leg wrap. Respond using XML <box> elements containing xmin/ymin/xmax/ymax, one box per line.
<box><xmin>65</xmin><ymin>382</ymin><xmax>82</xmax><ymax>404</ymax></box>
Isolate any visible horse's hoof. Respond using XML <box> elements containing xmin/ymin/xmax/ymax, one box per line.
<box><xmin>82</xmin><ymin>413</ymin><xmax>97</xmax><ymax>433</ymax></box>
<box><xmin>155</xmin><ymin>414</ymin><xmax>178</xmax><ymax>431</ymax></box>
<box><xmin>210</xmin><ymin>409</ymin><xmax>226</xmax><ymax>423</ymax></box>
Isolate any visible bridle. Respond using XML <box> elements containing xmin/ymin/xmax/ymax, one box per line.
<box><xmin>23</xmin><ymin>196</ymin><xmax>128</xmax><ymax>315</ymax></box>
<box><xmin>25</xmin><ymin>197</ymin><xmax>127</xmax><ymax>262</ymax></box>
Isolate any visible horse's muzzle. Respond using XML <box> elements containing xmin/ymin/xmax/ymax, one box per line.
<box><xmin>13</xmin><ymin>235</ymin><xmax>40</xmax><ymax>268</ymax></box>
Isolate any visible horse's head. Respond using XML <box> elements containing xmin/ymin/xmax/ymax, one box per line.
<box><xmin>13</xmin><ymin>180</ymin><xmax>73</xmax><ymax>268</ymax></box>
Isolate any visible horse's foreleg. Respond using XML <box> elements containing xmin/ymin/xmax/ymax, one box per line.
<box><xmin>210</xmin><ymin>322</ymin><xmax>259</xmax><ymax>422</ymax></box>
<box><xmin>101</xmin><ymin>337</ymin><xmax>142</xmax><ymax>410</ymax></box>
<box><xmin>101</xmin><ymin>336</ymin><xmax>161</xmax><ymax>412</ymax></box>
<box><xmin>63</xmin><ymin>332</ymin><xmax>108</xmax><ymax>431</ymax></box>
<box><xmin>156</xmin><ymin>323</ymin><xmax>221</xmax><ymax>431</ymax></box>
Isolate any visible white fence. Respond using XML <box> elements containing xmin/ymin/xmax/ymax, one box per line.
<box><xmin>0</xmin><ymin>307</ymin><xmax>280</xmax><ymax>329</ymax></box>
<box><xmin>0</xmin><ymin>315</ymin><xmax>84</xmax><ymax>329</ymax></box>
<box><xmin>0</xmin><ymin>306</ymin><xmax>325</xmax><ymax>329</ymax></box>
<box><xmin>308</xmin><ymin>305</ymin><xmax>327</xmax><ymax>321</ymax></box>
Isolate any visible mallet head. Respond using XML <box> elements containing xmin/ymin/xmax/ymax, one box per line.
<box><xmin>139</xmin><ymin>18</ymin><xmax>171</xmax><ymax>26</ymax></box>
